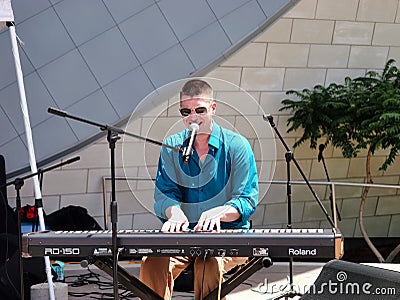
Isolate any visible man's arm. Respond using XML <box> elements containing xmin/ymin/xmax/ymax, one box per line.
<box><xmin>154</xmin><ymin>145</ymin><xmax>190</xmax><ymax>232</ymax></box>
<box><xmin>224</xmin><ymin>135</ymin><xmax>259</xmax><ymax>225</ymax></box>
<box><xmin>195</xmin><ymin>135</ymin><xmax>259</xmax><ymax>231</ymax></box>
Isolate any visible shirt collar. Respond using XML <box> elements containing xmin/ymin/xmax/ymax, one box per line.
<box><xmin>208</xmin><ymin>121</ymin><xmax>221</xmax><ymax>150</ymax></box>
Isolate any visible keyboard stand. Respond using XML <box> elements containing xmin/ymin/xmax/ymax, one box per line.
<box><xmin>205</xmin><ymin>256</ymin><xmax>272</xmax><ymax>300</ymax></box>
<box><xmin>90</xmin><ymin>256</ymin><xmax>163</xmax><ymax>300</ymax></box>
<box><xmin>90</xmin><ymin>256</ymin><xmax>273</xmax><ymax>300</ymax></box>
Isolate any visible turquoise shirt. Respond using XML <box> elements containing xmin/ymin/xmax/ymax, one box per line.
<box><xmin>154</xmin><ymin>122</ymin><xmax>259</xmax><ymax>229</ymax></box>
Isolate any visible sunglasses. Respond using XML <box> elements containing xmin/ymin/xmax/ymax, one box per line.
<box><xmin>179</xmin><ymin>106</ymin><xmax>209</xmax><ymax>117</ymax></box>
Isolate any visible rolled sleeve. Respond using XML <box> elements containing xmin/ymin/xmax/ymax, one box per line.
<box><xmin>224</xmin><ymin>135</ymin><xmax>258</xmax><ymax>226</ymax></box>
<box><xmin>153</xmin><ymin>147</ymin><xmax>182</xmax><ymax>220</ymax></box>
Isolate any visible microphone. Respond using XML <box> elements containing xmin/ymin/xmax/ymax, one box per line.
<box><xmin>318</xmin><ymin>144</ymin><xmax>325</xmax><ymax>162</ymax></box>
<box><xmin>182</xmin><ymin>123</ymin><xmax>199</xmax><ymax>164</ymax></box>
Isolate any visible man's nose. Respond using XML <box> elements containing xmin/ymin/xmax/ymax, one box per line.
<box><xmin>188</xmin><ymin>110</ymin><xmax>199</xmax><ymax>118</ymax></box>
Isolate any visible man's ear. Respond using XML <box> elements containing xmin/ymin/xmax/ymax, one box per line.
<box><xmin>211</xmin><ymin>102</ymin><xmax>217</xmax><ymax>114</ymax></box>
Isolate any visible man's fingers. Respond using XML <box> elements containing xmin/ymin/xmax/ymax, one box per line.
<box><xmin>194</xmin><ymin>218</ymin><xmax>205</xmax><ymax>231</ymax></box>
<box><xmin>181</xmin><ymin>222</ymin><xmax>189</xmax><ymax>231</ymax></box>
<box><xmin>203</xmin><ymin>219</ymin><xmax>211</xmax><ymax>231</ymax></box>
<box><xmin>215</xmin><ymin>218</ymin><xmax>221</xmax><ymax>232</ymax></box>
<box><xmin>161</xmin><ymin>222</ymin><xmax>171</xmax><ymax>232</ymax></box>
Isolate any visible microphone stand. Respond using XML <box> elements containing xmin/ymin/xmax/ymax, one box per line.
<box><xmin>263</xmin><ymin>115</ymin><xmax>335</xmax><ymax>299</ymax></box>
<box><xmin>48</xmin><ymin>107</ymin><xmax>182</xmax><ymax>300</ymax></box>
<box><xmin>318</xmin><ymin>144</ymin><xmax>341</xmax><ymax>222</ymax></box>
<box><xmin>1</xmin><ymin>156</ymin><xmax>80</xmax><ymax>300</ymax></box>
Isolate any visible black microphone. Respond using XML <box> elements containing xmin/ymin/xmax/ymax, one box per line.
<box><xmin>182</xmin><ymin>123</ymin><xmax>199</xmax><ymax>164</ymax></box>
<box><xmin>318</xmin><ymin>144</ymin><xmax>325</xmax><ymax>162</ymax></box>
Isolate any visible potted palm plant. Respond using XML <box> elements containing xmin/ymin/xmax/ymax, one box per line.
<box><xmin>280</xmin><ymin>59</ymin><xmax>400</xmax><ymax>262</ymax></box>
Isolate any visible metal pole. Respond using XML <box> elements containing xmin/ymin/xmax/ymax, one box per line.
<box><xmin>8</xmin><ymin>22</ymin><xmax>55</xmax><ymax>300</ymax></box>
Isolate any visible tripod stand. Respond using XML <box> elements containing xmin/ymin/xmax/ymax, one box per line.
<box><xmin>263</xmin><ymin>115</ymin><xmax>335</xmax><ymax>299</ymax></box>
<box><xmin>2</xmin><ymin>156</ymin><xmax>80</xmax><ymax>299</ymax></box>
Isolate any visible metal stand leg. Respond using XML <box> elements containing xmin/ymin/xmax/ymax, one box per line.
<box><xmin>204</xmin><ymin>257</ymin><xmax>273</xmax><ymax>300</ymax></box>
<box><xmin>90</xmin><ymin>256</ymin><xmax>163</xmax><ymax>300</ymax></box>
<box><xmin>89</xmin><ymin>256</ymin><xmax>272</xmax><ymax>300</ymax></box>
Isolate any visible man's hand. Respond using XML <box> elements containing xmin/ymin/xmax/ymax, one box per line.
<box><xmin>162</xmin><ymin>206</ymin><xmax>189</xmax><ymax>232</ymax></box>
<box><xmin>194</xmin><ymin>205</ymin><xmax>240</xmax><ymax>232</ymax></box>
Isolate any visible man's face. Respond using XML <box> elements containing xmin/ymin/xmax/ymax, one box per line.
<box><xmin>179</xmin><ymin>93</ymin><xmax>216</xmax><ymax>134</ymax></box>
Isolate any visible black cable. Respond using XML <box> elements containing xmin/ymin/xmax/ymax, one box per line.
<box><xmin>65</xmin><ymin>267</ymin><xmax>135</xmax><ymax>299</ymax></box>
<box><xmin>200</xmin><ymin>251</ymin><xmax>208</xmax><ymax>300</ymax></box>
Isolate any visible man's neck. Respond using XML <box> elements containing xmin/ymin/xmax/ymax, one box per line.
<box><xmin>195</xmin><ymin>133</ymin><xmax>210</xmax><ymax>148</ymax></box>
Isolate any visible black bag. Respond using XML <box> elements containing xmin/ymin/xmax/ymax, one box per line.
<box><xmin>46</xmin><ymin>205</ymin><xmax>102</xmax><ymax>231</ymax></box>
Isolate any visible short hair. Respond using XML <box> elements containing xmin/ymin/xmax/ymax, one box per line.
<box><xmin>180</xmin><ymin>79</ymin><xmax>213</xmax><ymax>100</ymax></box>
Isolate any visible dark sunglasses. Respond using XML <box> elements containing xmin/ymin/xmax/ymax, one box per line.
<box><xmin>179</xmin><ymin>106</ymin><xmax>209</xmax><ymax>117</ymax></box>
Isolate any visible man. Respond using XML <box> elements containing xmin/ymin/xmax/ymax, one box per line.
<box><xmin>139</xmin><ymin>79</ymin><xmax>259</xmax><ymax>300</ymax></box>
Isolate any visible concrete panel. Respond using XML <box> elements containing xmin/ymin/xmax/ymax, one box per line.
<box><xmin>241</xmin><ymin>68</ymin><xmax>285</xmax><ymax>91</ymax></box>
<box><xmin>348</xmin><ymin>47</ymin><xmax>389</xmax><ymax>69</ymax></box>
<box><xmin>388</xmin><ymin>47</ymin><xmax>400</xmax><ymax>65</ymax></box>
<box><xmin>223</xmin><ymin>43</ymin><xmax>267</xmax><ymax>67</ymax></box>
<box><xmin>333</xmin><ymin>21</ymin><xmax>374</xmax><ymax>45</ymax></box>
<box><xmin>376</xmin><ymin>195</ymin><xmax>400</xmax><ymax>215</ymax></box>
<box><xmin>316</xmin><ymin>0</ymin><xmax>358</xmax><ymax>21</ymax></box>
<box><xmin>60</xmin><ymin>192</ymin><xmax>104</xmax><ymax>217</ymax></box>
<box><xmin>388</xmin><ymin>214</ymin><xmax>400</xmax><ymax>237</ymax></box>
<box><xmin>284</xmin><ymin>0</ymin><xmax>316</xmax><ymax>19</ymax></box>
<box><xmin>353</xmin><ymin>215</ymin><xmax>391</xmax><ymax>237</ymax></box>
<box><xmin>291</xmin><ymin>19</ymin><xmax>334</xmax><ymax>44</ymax></box>
<box><xmin>309</xmin><ymin>158</ymin><xmax>350</xmax><ymax>180</ymax></box>
<box><xmin>255</xmin><ymin>19</ymin><xmax>292</xmax><ymax>43</ymax></box>
<box><xmin>373</xmin><ymin>23</ymin><xmax>400</xmax><ymax>46</ymax></box>
<box><xmin>340</xmin><ymin>196</ymin><xmax>378</xmax><ymax>218</ymax></box>
<box><xmin>308</xmin><ymin>45</ymin><xmax>350</xmax><ymax>68</ymax></box>
<box><xmin>133</xmin><ymin>213</ymin><xmax>161</xmax><ymax>230</ymax></box>
<box><xmin>206</xmin><ymin>68</ymin><xmax>242</xmax><ymax>91</ymax></box>
<box><xmin>336</xmin><ymin>218</ymin><xmax>357</xmax><ymax>237</ymax></box>
<box><xmin>347</xmin><ymin>156</ymin><xmax>386</xmax><ymax>178</ymax></box>
<box><xmin>265</xmin><ymin>44</ymin><xmax>309</xmax><ymax>67</ymax></box>
<box><xmin>284</xmin><ymin>68</ymin><xmax>326</xmax><ymax>90</ymax></box>
<box><xmin>303</xmin><ymin>200</ymin><xmax>334</xmax><ymax>221</ymax></box>
<box><xmin>357</xmin><ymin>0</ymin><xmax>398</xmax><ymax>22</ymax></box>
<box><xmin>42</xmin><ymin>169</ymin><xmax>88</xmax><ymax>195</ymax></box>
<box><xmin>263</xmin><ymin>201</ymin><xmax>304</xmax><ymax>224</ymax></box>
<box><xmin>259</xmin><ymin>91</ymin><xmax>288</xmax><ymax>115</ymax></box>
<box><xmin>325</xmin><ymin>69</ymin><xmax>366</xmax><ymax>85</ymax></box>
<box><xmin>215</xmin><ymin>91</ymin><xmax>260</xmax><ymax>115</ymax></box>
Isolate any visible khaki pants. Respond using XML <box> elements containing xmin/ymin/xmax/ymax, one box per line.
<box><xmin>139</xmin><ymin>256</ymin><xmax>247</xmax><ymax>300</ymax></box>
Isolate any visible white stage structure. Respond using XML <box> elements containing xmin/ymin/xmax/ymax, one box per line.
<box><xmin>0</xmin><ymin>1</ymin><xmax>55</xmax><ymax>299</ymax></box>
